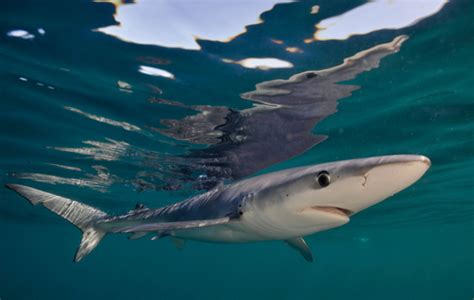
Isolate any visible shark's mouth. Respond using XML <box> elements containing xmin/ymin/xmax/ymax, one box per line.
<box><xmin>310</xmin><ymin>206</ymin><xmax>353</xmax><ymax>217</ymax></box>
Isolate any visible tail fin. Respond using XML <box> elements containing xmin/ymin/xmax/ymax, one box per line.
<box><xmin>6</xmin><ymin>184</ymin><xmax>108</xmax><ymax>262</ymax></box>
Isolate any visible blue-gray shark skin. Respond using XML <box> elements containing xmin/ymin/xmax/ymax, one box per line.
<box><xmin>6</xmin><ymin>154</ymin><xmax>430</xmax><ymax>263</ymax></box>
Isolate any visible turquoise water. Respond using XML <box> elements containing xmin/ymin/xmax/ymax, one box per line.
<box><xmin>1</xmin><ymin>0</ymin><xmax>473</xmax><ymax>299</ymax></box>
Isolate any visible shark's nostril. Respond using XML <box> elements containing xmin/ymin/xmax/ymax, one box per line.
<box><xmin>362</xmin><ymin>174</ymin><xmax>368</xmax><ymax>187</ymax></box>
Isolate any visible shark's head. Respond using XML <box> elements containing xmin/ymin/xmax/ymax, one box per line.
<box><xmin>244</xmin><ymin>155</ymin><xmax>431</xmax><ymax>238</ymax></box>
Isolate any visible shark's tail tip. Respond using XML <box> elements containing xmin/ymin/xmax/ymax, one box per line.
<box><xmin>6</xmin><ymin>183</ymin><xmax>109</xmax><ymax>262</ymax></box>
<box><xmin>5</xmin><ymin>183</ymin><xmax>20</xmax><ymax>191</ymax></box>
<box><xmin>5</xmin><ymin>183</ymin><xmax>41</xmax><ymax>205</ymax></box>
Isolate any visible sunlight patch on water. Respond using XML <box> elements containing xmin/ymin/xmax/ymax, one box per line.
<box><xmin>285</xmin><ymin>47</ymin><xmax>303</xmax><ymax>54</ymax></box>
<box><xmin>222</xmin><ymin>58</ymin><xmax>293</xmax><ymax>70</ymax></box>
<box><xmin>117</xmin><ymin>80</ymin><xmax>133</xmax><ymax>93</ymax></box>
<box><xmin>7</xmin><ymin>29</ymin><xmax>35</xmax><ymax>40</ymax></box>
<box><xmin>138</xmin><ymin>65</ymin><xmax>175</xmax><ymax>79</ymax></box>
<box><xmin>95</xmin><ymin>0</ymin><xmax>293</xmax><ymax>50</ymax></box>
<box><xmin>310</xmin><ymin>5</ymin><xmax>319</xmax><ymax>15</ymax></box>
<box><xmin>117</xmin><ymin>80</ymin><xmax>131</xmax><ymax>89</ymax></box>
<box><xmin>17</xmin><ymin>76</ymin><xmax>55</xmax><ymax>89</ymax></box>
<box><xmin>7</xmin><ymin>28</ymin><xmax>45</xmax><ymax>40</ymax></box>
<box><xmin>313</xmin><ymin>0</ymin><xmax>447</xmax><ymax>41</ymax></box>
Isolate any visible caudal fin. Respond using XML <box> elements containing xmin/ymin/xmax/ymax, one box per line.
<box><xmin>6</xmin><ymin>184</ymin><xmax>108</xmax><ymax>262</ymax></box>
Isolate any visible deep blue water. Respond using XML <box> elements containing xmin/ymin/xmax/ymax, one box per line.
<box><xmin>1</xmin><ymin>0</ymin><xmax>473</xmax><ymax>299</ymax></box>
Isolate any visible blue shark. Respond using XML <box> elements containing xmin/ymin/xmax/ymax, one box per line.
<box><xmin>6</xmin><ymin>154</ymin><xmax>430</xmax><ymax>262</ymax></box>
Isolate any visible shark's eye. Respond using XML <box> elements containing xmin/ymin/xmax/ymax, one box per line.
<box><xmin>317</xmin><ymin>171</ymin><xmax>331</xmax><ymax>187</ymax></box>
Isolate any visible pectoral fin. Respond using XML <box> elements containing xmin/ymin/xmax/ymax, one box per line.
<box><xmin>285</xmin><ymin>237</ymin><xmax>313</xmax><ymax>262</ymax></box>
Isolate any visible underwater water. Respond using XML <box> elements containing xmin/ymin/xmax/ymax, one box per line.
<box><xmin>0</xmin><ymin>0</ymin><xmax>473</xmax><ymax>299</ymax></box>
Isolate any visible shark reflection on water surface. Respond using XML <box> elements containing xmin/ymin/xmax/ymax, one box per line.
<box><xmin>156</xmin><ymin>35</ymin><xmax>410</xmax><ymax>189</ymax></box>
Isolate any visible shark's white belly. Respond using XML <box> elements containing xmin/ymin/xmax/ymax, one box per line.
<box><xmin>172</xmin><ymin>205</ymin><xmax>349</xmax><ymax>243</ymax></box>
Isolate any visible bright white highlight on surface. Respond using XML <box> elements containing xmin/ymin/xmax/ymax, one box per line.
<box><xmin>117</xmin><ymin>80</ymin><xmax>132</xmax><ymax>89</ymax></box>
<box><xmin>53</xmin><ymin>139</ymin><xmax>130</xmax><ymax>162</ymax></box>
<box><xmin>7</xmin><ymin>30</ymin><xmax>35</xmax><ymax>39</ymax></box>
<box><xmin>315</xmin><ymin>0</ymin><xmax>448</xmax><ymax>40</ymax></box>
<box><xmin>64</xmin><ymin>106</ymin><xmax>141</xmax><ymax>132</ymax></box>
<box><xmin>96</xmin><ymin>0</ymin><xmax>293</xmax><ymax>50</ymax></box>
<box><xmin>224</xmin><ymin>58</ymin><xmax>293</xmax><ymax>70</ymax></box>
<box><xmin>138</xmin><ymin>65</ymin><xmax>175</xmax><ymax>79</ymax></box>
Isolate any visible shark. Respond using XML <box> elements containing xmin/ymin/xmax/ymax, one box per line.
<box><xmin>6</xmin><ymin>154</ymin><xmax>430</xmax><ymax>262</ymax></box>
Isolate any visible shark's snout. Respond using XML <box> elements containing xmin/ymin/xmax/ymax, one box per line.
<box><xmin>337</xmin><ymin>155</ymin><xmax>431</xmax><ymax>214</ymax></box>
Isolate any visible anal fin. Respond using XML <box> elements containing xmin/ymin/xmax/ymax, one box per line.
<box><xmin>285</xmin><ymin>237</ymin><xmax>313</xmax><ymax>262</ymax></box>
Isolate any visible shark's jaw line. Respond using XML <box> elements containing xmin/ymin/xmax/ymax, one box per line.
<box><xmin>305</xmin><ymin>206</ymin><xmax>354</xmax><ymax>217</ymax></box>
